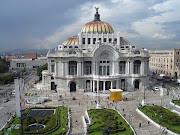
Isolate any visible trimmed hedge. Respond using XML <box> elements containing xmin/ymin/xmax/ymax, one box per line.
<box><xmin>172</xmin><ymin>100</ymin><xmax>180</xmax><ymax>106</ymax></box>
<box><xmin>87</xmin><ymin>109</ymin><xmax>133</xmax><ymax>135</ymax></box>
<box><xmin>1</xmin><ymin>106</ymin><xmax>68</xmax><ymax>135</ymax></box>
<box><xmin>139</xmin><ymin>105</ymin><xmax>180</xmax><ymax>134</ymax></box>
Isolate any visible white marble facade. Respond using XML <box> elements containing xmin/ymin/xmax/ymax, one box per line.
<box><xmin>42</xmin><ymin>9</ymin><xmax>149</xmax><ymax>93</ymax></box>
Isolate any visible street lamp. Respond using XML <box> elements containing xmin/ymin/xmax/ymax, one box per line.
<box><xmin>144</xmin><ymin>87</ymin><xmax>146</xmax><ymax>100</ymax></box>
<box><xmin>129</xmin><ymin>114</ymin><xmax>132</xmax><ymax>124</ymax></box>
<box><xmin>20</xmin><ymin>109</ymin><xmax>26</xmax><ymax>135</ymax></box>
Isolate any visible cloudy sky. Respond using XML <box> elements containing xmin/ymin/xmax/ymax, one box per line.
<box><xmin>0</xmin><ymin>0</ymin><xmax>180</xmax><ymax>51</ymax></box>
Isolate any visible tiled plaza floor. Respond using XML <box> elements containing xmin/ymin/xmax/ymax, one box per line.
<box><xmin>27</xmin><ymin>87</ymin><xmax>179</xmax><ymax>135</ymax></box>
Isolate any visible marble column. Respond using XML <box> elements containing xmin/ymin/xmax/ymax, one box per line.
<box><xmin>116</xmin><ymin>80</ymin><xmax>119</xmax><ymax>89</ymax></box>
<box><xmin>64</xmin><ymin>62</ymin><xmax>68</xmax><ymax>76</ymax></box>
<box><xmin>130</xmin><ymin>61</ymin><xmax>134</xmax><ymax>74</ymax></box>
<box><xmin>97</xmin><ymin>80</ymin><xmax>99</xmax><ymax>93</ymax></box>
<box><xmin>103</xmin><ymin>81</ymin><xmax>106</xmax><ymax>92</ymax></box>
<box><xmin>111</xmin><ymin>81</ymin><xmax>113</xmax><ymax>89</ymax></box>
<box><xmin>48</xmin><ymin>62</ymin><xmax>51</xmax><ymax>74</ymax></box>
<box><xmin>114</xmin><ymin>61</ymin><xmax>119</xmax><ymax>75</ymax></box>
<box><xmin>93</xmin><ymin>80</ymin><xmax>95</xmax><ymax>92</ymax></box>
<box><xmin>90</xmin><ymin>80</ymin><xmax>92</xmax><ymax>92</ymax></box>
<box><xmin>92</xmin><ymin>62</ymin><xmax>96</xmax><ymax>75</ymax></box>
<box><xmin>77</xmin><ymin>62</ymin><xmax>81</xmax><ymax>76</ymax></box>
<box><xmin>55</xmin><ymin>62</ymin><xmax>58</xmax><ymax>76</ymax></box>
<box><xmin>125</xmin><ymin>61</ymin><xmax>130</xmax><ymax>74</ymax></box>
<box><xmin>140</xmin><ymin>61</ymin><xmax>144</xmax><ymax>74</ymax></box>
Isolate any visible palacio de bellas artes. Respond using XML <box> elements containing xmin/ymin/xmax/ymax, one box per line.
<box><xmin>41</xmin><ymin>8</ymin><xmax>149</xmax><ymax>94</ymax></box>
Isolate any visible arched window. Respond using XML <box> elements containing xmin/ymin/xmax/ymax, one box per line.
<box><xmin>134</xmin><ymin>51</ymin><xmax>140</xmax><ymax>54</ymax></box>
<box><xmin>134</xmin><ymin>60</ymin><xmax>141</xmax><ymax>74</ymax></box>
<box><xmin>69</xmin><ymin>61</ymin><xmax>77</xmax><ymax>75</ymax></box>
<box><xmin>98</xmin><ymin>53</ymin><xmax>112</xmax><ymax>76</ymax></box>
<box><xmin>69</xmin><ymin>51</ymin><xmax>76</xmax><ymax>55</ymax></box>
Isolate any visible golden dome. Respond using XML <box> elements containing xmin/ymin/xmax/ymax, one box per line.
<box><xmin>62</xmin><ymin>36</ymin><xmax>79</xmax><ymax>45</ymax></box>
<box><xmin>81</xmin><ymin>21</ymin><xmax>114</xmax><ymax>33</ymax></box>
<box><xmin>81</xmin><ymin>7</ymin><xmax>114</xmax><ymax>33</ymax></box>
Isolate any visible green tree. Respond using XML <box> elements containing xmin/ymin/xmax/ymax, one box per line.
<box><xmin>37</xmin><ymin>63</ymin><xmax>48</xmax><ymax>80</ymax></box>
<box><xmin>0</xmin><ymin>59</ymin><xmax>9</xmax><ymax>73</ymax></box>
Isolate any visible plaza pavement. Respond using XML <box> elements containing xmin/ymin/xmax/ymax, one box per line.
<box><xmin>26</xmin><ymin>85</ymin><xmax>180</xmax><ymax>135</ymax></box>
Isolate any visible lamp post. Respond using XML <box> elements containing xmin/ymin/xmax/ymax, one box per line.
<box><xmin>144</xmin><ymin>87</ymin><xmax>146</xmax><ymax>100</ymax></box>
<box><xmin>129</xmin><ymin>114</ymin><xmax>132</xmax><ymax>124</ymax></box>
<box><xmin>96</xmin><ymin>61</ymin><xmax>100</xmax><ymax>108</ymax></box>
<box><xmin>20</xmin><ymin>109</ymin><xmax>26</xmax><ymax>135</ymax></box>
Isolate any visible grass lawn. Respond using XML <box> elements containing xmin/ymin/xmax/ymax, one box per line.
<box><xmin>139</xmin><ymin>105</ymin><xmax>180</xmax><ymax>134</ymax></box>
<box><xmin>172</xmin><ymin>100</ymin><xmax>180</xmax><ymax>106</ymax></box>
<box><xmin>0</xmin><ymin>106</ymin><xmax>68</xmax><ymax>135</ymax></box>
<box><xmin>87</xmin><ymin>109</ymin><xmax>133</xmax><ymax>135</ymax></box>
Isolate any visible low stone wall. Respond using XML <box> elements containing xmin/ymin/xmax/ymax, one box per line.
<box><xmin>66</xmin><ymin>107</ymin><xmax>71</xmax><ymax>135</ymax></box>
<box><xmin>136</xmin><ymin>108</ymin><xmax>179</xmax><ymax>135</ymax></box>
<box><xmin>112</xmin><ymin>108</ymin><xmax>136</xmax><ymax>135</ymax></box>
<box><xmin>170</xmin><ymin>101</ymin><xmax>180</xmax><ymax>110</ymax></box>
<box><xmin>82</xmin><ymin>116</ymin><xmax>87</xmax><ymax>134</ymax></box>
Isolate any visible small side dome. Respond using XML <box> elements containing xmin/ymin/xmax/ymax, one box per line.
<box><xmin>120</xmin><ymin>37</ymin><xmax>131</xmax><ymax>45</ymax></box>
<box><xmin>62</xmin><ymin>36</ymin><xmax>79</xmax><ymax>45</ymax></box>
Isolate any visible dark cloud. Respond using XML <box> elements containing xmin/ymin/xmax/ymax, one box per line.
<box><xmin>0</xmin><ymin>0</ymin><xmax>179</xmax><ymax>51</ymax></box>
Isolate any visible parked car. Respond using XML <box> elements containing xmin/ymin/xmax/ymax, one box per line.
<box><xmin>3</xmin><ymin>98</ymin><xmax>9</xmax><ymax>103</ymax></box>
<box><xmin>154</xmin><ymin>87</ymin><xmax>160</xmax><ymax>91</ymax></box>
<box><xmin>12</xmin><ymin>90</ymin><xmax>15</xmax><ymax>96</ymax></box>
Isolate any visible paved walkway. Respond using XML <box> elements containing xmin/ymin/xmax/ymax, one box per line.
<box><xmin>28</xmin><ymin>84</ymin><xmax>179</xmax><ymax>135</ymax></box>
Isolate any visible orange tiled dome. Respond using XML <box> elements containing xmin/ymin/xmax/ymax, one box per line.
<box><xmin>62</xmin><ymin>36</ymin><xmax>79</xmax><ymax>45</ymax></box>
<box><xmin>81</xmin><ymin>21</ymin><xmax>114</xmax><ymax>33</ymax></box>
<box><xmin>81</xmin><ymin>7</ymin><xmax>114</xmax><ymax>33</ymax></box>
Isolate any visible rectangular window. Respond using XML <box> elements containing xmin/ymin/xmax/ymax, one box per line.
<box><xmin>114</xmin><ymin>38</ymin><xmax>117</xmax><ymax>44</ymax></box>
<box><xmin>107</xmin><ymin>66</ymin><xmax>110</xmax><ymax>75</ymax></box>
<box><xmin>103</xmin><ymin>66</ymin><xmax>106</xmax><ymax>75</ymax></box>
<box><xmin>103</xmin><ymin>38</ymin><xmax>106</xmax><ymax>42</ymax></box>
<box><xmin>88</xmin><ymin>38</ymin><xmax>91</xmax><ymax>44</ymax></box>
<box><xmin>93</xmin><ymin>38</ymin><xmax>96</xmax><ymax>44</ymax></box>
<box><xmin>109</xmin><ymin>38</ymin><xmax>112</xmax><ymax>43</ymax></box>
<box><xmin>99</xmin><ymin>66</ymin><xmax>102</xmax><ymax>75</ymax></box>
<box><xmin>82</xmin><ymin>38</ymin><xmax>85</xmax><ymax>44</ymax></box>
<box><xmin>51</xmin><ymin>65</ymin><xmax>55</xmax><ymax>72</ymax></box>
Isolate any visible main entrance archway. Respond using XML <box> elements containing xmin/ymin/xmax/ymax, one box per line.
<box><xmin>134</xmin><ymin>80</ymin><xmax>139</xmax><ymax>89</ymax></box>
<box><xmin>70</xmin><ymin>82</ymin><xmax>76</xmax><ymax>92</ymax></box>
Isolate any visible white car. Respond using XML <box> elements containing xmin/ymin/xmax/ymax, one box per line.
<box><xmin>12</xmin><ymin>90</ymin><xmax>15</xmax><ymax>96</ymax></box>
<box><xmin>154</xmin><ymin>87</ymin><xmax>160</xmax><ymax>91</ymax></box>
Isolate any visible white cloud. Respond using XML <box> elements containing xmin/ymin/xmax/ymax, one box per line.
<box><xmin>152</xmin><ymin>33</ymin><xmax>175</xmax><ymax>39</ymax></box>
<box><xmin>34</xmin><ymin>0</ymin><xmax>180</xmax><ymax>50</ymax></box>
<box><xmin>36</xmin><ymin>0</ymin><xmax>147</xmax><ymax>49</ymax></box>
<box><xmin>132</xmin><ymin>0</ymin><xmax>180</xmax><ymax>39</ymax></box>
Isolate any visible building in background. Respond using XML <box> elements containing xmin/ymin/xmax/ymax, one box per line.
<box><xmin>149</xmin><ymin>49</ymin><xmax>180</xmax><ymax>78</ymax></box>
<box><xmin>15</xmin><ymin>78</ymin><xmax>26</xmax><ymax>118</ymax></box>
<box><xmin>24</xmin><ymin>53</ymin><xmax>37</xmax><ymax>60</ymax></box>
<box><xmin>10</xmin><ymin>53</ymin><xmax>47</xmax><ymax>69</ymax></box>
<box><xmin>42</xmin><ymin>8</ymin><xmax>149</xmax><ymax>93</ymax></box>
